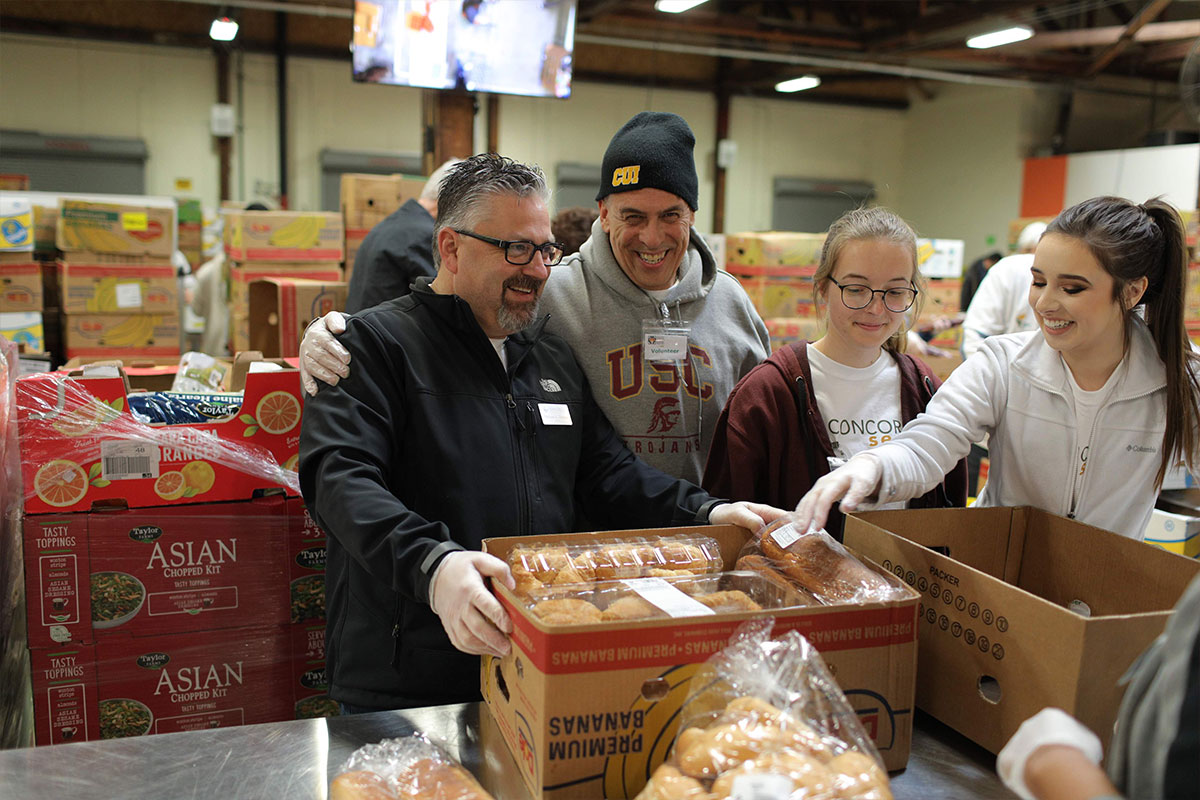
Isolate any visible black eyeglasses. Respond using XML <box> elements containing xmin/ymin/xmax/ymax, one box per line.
<box><xmin>453</xmin><ymin>229</ymin><xmax>566</xmax><ymax>266</ymax></box>
<box><xmin>829</xmin><ymin>277</ymin><xmax>918</xmax><ymax>312</ymax></box>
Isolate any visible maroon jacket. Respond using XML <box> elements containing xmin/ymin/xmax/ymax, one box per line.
<box><xmin>703</xmin><ymin>342</ymin><xmax>968</xmax><ymax>540</ymax></box>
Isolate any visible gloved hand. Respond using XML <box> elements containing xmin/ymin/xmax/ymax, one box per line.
<box><xmin>299</xmin><ymin>311</ymin><xmax>351</xmax><ymax>396</ymax></box>
<box><xmin>996</xmin><ymin>708</ymin><xmax>1103</xmax><ymax>800</ymax></box>
<box><xmin>794</xmin><ymin>454</ymin><xmax>882</xmax><ymax>534</ymax></box>
<box><xmin>709</xmin><ymin>501</ymin><xmax>789</xmax><ymax>532</ymax></box>
<box><xmin>429</xmin><ymin>551</ymin><xmax>516</xmax><ymax>657</ymax></box>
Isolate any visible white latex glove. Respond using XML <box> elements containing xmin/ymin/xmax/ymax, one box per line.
<box><xmin>709</xmin><ymin>501</ymin><xmax>789</xmax><ymax>532</ymax></box>
<box><xmin>428</xmin><ymin>551</ymin><xmax>516</xmax><ymax>657</ymax></box>
<box><xmin>996</xmin><ymin>708</ymin><xmax>1103</xmax><ymax>800</ymax></box>
<box><xmin>299</xmin><ymin>311</ymin><xmax>350</xmax><ymax>396</ymax></box>
<box><xmin>794</xmin><ymin>454</ymin><xmax>882</xmax><ymax>534</ymax></box>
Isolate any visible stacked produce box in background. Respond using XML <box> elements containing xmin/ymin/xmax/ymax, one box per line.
<box><xmin>340</xmin><ymin>173</ymin><xmax>425</xmax><ymax>283</ymax></box>
<box><xmin>176</xmin><ymin>199</ymin><xmax>203</xmax><ymax>269</ymax></box>
<box><xmin>15</xmin><ymin>354</ymin><xmax>338</xmax><ymax>746</ymax></box>
<box><xmin>0</xmin><ymin>195</ymin><xmax>46</xmax><ymax>370</ymax></box>
<box><xmin>223</xmin><ymin>210</ymin><xmax>344</xmax><ymax>354</ymax></box>
<box><xmin>54</xmin><ymin>199</ymin><xmax>180</xmax><ymax>361</ymax></box>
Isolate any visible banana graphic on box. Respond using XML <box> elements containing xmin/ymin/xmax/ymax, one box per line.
<box><xmin>98</xmin><ymin>314</ymin><xmax>161</xmax><ymax>347</ymax></box>
<box><xmin>82</xmin><ymin>227</ymin><xmax>133</xmax><ymax>253</ymax></box>
<box><xmin>87</xmin><ymin>277</ymin><xmax>145</xmax><ymax>313</ymax></box>
<box><xmin>268</xmin><ymin>216</ymin><xmax>323</xmax><ymax>249</ymax></box>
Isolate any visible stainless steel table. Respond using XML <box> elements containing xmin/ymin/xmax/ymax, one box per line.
<box><xmin>0</xmin><ymin>705</ymin><xmax>1013</xmax><ymax>798</ymax></box>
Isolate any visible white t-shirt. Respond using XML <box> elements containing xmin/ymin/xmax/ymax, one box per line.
<box><xmin>490</xmin><ymin>337</ymin><xmax>507</xmax><ymax>369</ymax></box>
<box><xmin>1066</xmin><ymin>357</ymin><xmax>1123</xmax><ymax>511</ymax></box>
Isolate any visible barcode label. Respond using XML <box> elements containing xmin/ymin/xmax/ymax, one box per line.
<box><xmin>621</xmin><ymin>577</ymin><xmax>714</xmax><ymax>618</ymax></box>
<box><xmin>770</xmin><ymin>525</ymin><xmax>803</xmax><ymax>550</ymax></box>
<box><xmin>730</xmin><ymin>773</ymin><xmax>794</xmax><ymax>800</ymax></box>
<box><xmin>101</xmin><ymin>440</ymin><xmax>160</xmax><ymax>480</ymax></box>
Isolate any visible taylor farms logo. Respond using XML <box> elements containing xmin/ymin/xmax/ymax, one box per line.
<box><xmin>301</xmin><ymin>668</ymin><xmax>328</xmax><ymax>690</ymax></box>
<box><xmin>295</xmin><ymin>546</ymin><xmax>326</xmax><ymax>570</ymax></box>
<box><xmin>128</xmin><ymin>525</ymin><xmax>164</xmax><ymax>543</ymax></box>
<box><xmin>136</xmin><ymin>652</ymin><xmax>170</xmax><ymax>670</ymax></box>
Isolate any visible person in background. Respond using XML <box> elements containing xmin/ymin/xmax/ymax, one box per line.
<box><xmin>703</xmin><ymin>207</ymin><xmax>966</xmax><ymax>540</ymax></box>
<box><xmin>300</xmin><ymin>112</ymin><xmax>769</xmax><ymax>484</ymax></box>
<box><xmin>346</xmin><ymin>159</ymin><xmax>460</xmax><ymax>314</ymax></box>
<box><xmin>550</xmin><ymin>205</ymin><xmax>598</xmax><ymax>256</ymax></box>
<box><xmin>794</xmin><ymin>196</ymin><xmax>1200</xmax><ymax>542</ymax></box>
<box><xmin>299</xmin><ymin>154</ymin><xmax>784</xmax><ymax>712</ymax></box>
<box><xmin>191</xmin><ymin>201</ymin><xmax>269</xmax><ymax>357</ymax></box>
<box><xmin>996</xmin><ymin>571</ymin><xmax>1200</xmax><ymax>800</ymax></box>
<box><xmin>960</xmin><ymin>250</ymin><xmax>1004</xmax><ymax>312</ymax></box>
<box><xmin>961</xmin><ymin>221</ymin><xmax>1048</xmax><ymax>359</ymax></box>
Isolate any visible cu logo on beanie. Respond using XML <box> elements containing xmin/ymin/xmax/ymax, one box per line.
<box><xmin>612</xmin><ymin>165</ymin><xmax>641</xmax><ymax>187</ymax></box>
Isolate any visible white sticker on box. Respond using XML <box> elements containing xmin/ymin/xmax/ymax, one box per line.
<box><xmin>730</xmin><ymin>773</ymin><xmax>794</xmax><ymax>800</ymax></box>
<box><xmin>621</xmin><ymin>577</ymin><xmax>715</xmax><ymax>618</ymax></box>
<box><xmin>770</xmin><ymin>525</ymin><xmax>803</xmax><ymax>550</ymax></box>
<box><xmin>115</xmin><ymin>282</ymin><xmax>142</xmax><ymax>309</ymax></box>
<box><xmin>101</xmin><ymin>440</ymin><xmax>160</xmax><ymax>480</ymax></box>
<box><xmin>538</xmin><ymin>403</ymin><xmax>572</xmax><ymax>426</ymax></box>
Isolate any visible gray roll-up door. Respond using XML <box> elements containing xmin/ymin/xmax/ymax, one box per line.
<box><xmin>319</xmin><ymin>149</ymin><xmax>423</xmax><ymax>211</ymax></box>
<box><xmin>0</xmin><ymin>131</ymin><xmax>147</xmax><ymax>194</ymax></box>
<box><xmin>555</xmin><ymin>162</ymin><xmax>601</xmax><ymax>213</ymax></box>
<box><xmin>772</xmin><ymin>177</ymin><xmax>875</xmax><ymax>233</ymax></box>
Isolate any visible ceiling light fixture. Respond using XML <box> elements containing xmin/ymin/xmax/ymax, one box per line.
<box><xmin>654</xmin><ymin>0</ymin><xmax>708</xmax><ymax>13</ymax></box>
<box><xmin>775</xmin><ymin>75</ymin><xmax>821</xmax><ymax>93</ymax></box>
<box><xmin>209</xmin><ymin>15</ymin><xmax>239</xmax><ymax>42</ymax></box>
<box><xmin>966</xmin><ymin>25</ymin><xmax>1033</xmax><ymax>49</ymax></box>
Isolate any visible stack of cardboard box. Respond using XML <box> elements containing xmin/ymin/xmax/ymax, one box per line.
<box><xmin>340</xmin><ymin>173</ymin><xmax>425</xmax><ymax>283</ymax></box>
<box><xmin>0</xmin><ymin>195</ymin><xmax>46</xmax><ymax>366</ymax></box>
<box><xmin>16</xmin><ymin>357</ymin><xmax>338</xmax><ymax>744</ymax></box>
<box><xmin>52</xmin><ymin>199</ymin><xmax>180</xmax><ymax>362</ymax></box>
<box><xmin>223</xmin><ymin>209</ymin><xmax>345</xmax><ymax>354</ymax></box>
<box><xmin>176</xmin><ymin>199</ymin><xmax>203</xmax><ymax>269</ymax></box>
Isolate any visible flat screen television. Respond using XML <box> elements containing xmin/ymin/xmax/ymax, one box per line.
<box><xmin>352</xmin><ymin>0</ymin><xmax>577</xmax><ymax>98</ymax></box>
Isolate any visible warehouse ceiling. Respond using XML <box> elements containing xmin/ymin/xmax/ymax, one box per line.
<box><xmin>2</xmin><ymin>0</ymin><xmax>1199</xmax><ymax>109</ymax></box>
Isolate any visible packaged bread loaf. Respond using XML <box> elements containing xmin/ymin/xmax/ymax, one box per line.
<box><xmin>508</xmin><ymin>535</ymin><xmax>723</xmax><ymax>596</ymax></box>
<box><xmin>330</xmin><ymin>733</ymin><xmax>494</xmax><ymax>800</ymax></box>
<box><xmin>752</xmin><ymin>516</ymin><xmax>906</xmax><ymax>605</ymax></box>
<box><xmin>635</xmin><ymin>619</ymin><xmax>893</xmax><ymax>800</ymax></box>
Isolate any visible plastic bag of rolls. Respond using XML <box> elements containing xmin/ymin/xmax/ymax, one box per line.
<box><xmin>329</xmin><ymin>733</ymin><xmax>494</xmax><ymax>800</ymax></box>
<box><xmin>735</xmin><ymin>515</ymin><xmax>907</xmax><ymax>606</ymax></box>
<box><xmin>635</xmin><ymin>618</ymin><xmax>893</xmax><ymax>800</ymax></box>
<box><xmin>521</xmin><ymin>570</ymin><xmax>812</xmax><ymax>627</ymax></box>
<box><xmin>507</xmin><ymin>534</ymin><xmax>724</xmax><ymax>596</ymax></box>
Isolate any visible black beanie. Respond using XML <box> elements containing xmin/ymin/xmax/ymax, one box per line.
<box><xmin>595</xmin><ymin>112</ymin><xmax>698</xmax><ymax>211</ymax></box>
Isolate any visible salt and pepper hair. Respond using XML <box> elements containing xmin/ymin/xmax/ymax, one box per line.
<box><xmin>432</xmin><ymin>154</ymin><xmax>550</xmax><ymax>267</ymax></box>
<box><xmin>1048</xmin><ymin>196</ymin><xmax>1200</xmax><ymax>486</ymax></box>
<box><xmin>419</xmin><ymin>158</ymin><xmax>462</xmax><ymax>202</ymax></box>
<box><xmin>812</xmin><ymin>206</ymin><xmax>926</xmax><ymax>353</ymax></box>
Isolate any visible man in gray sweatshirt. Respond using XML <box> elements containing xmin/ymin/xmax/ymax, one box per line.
<box><xmin>538</xmin><ymin>112</ymin><xmax>769</xmax><ymax>483</ymax></box>
<box><xmin>299</xmin><ymin>112</ymin><xmax>768</xmax><ymax>484</ymax></box>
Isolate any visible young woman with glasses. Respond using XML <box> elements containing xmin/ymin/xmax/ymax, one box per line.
<box><xmin>794</xmin><ymin>196</ymin><xmax>1200</xmax><ymax>542</ymax></box>
<box><xmin>703</xmin><ymin>206</ymin><xmax>967</xmax><ymax>540</ymax></box>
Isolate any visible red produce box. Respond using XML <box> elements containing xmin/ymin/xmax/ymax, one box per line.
<box><xmin>290</xmin><ymin>623</ymin><xmax>337</xmax><ymax>720</ymax></box>
<box><xmin>287</xmin><ymin>497</ymin><xmax>326</xmax><ymax>625</ymax></box>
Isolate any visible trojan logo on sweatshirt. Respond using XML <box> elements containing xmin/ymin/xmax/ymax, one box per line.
<box><xmin>605</xmin><ymin>343</ymin><xmax>713</xmax><ymax>405</ymax></box>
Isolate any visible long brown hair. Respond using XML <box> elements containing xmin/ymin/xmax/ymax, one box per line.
<box><xmin>812</xmin><ymin>206</ymin><xmax>925</xmax><ymax>353</ymax></box>
<box><xmin>1046</xmin><ymin>196</ymin><xmax>1200</xmax><ymax>486</ymax></box>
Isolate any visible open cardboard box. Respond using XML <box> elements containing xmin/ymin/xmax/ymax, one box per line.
<box><xmin>843</xmin><ymin>507</ymin><xmax>1200</xmax><ymax>754</ymax></box>
<box><xmin>481</xmin><ymin>524</ymin><xmax>920</xmax><ymax>800</ymax></box>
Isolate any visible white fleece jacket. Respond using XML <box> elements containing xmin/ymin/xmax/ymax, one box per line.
<box><xmin>857</xmin><ymin>319</ymin><xmax>1170</xmax><ymax>539</ymax></box>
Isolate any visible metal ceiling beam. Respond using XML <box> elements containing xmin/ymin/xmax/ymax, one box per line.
<box><xmin>1085</xmin><ymin>0</ymin><xmax>1174</xmax><ymax>76</ymax></box>
<box><xmin>1004</xmin><ymin>19</ymin><xmax>1200</xmax><ymax>49</ymax></box>
<box><xmin>585</xmin><ymin>10</ymin><xmax>865</xmax><ymax>51</ymax></box>
<box><xmin>164</xmin><ymin>0</ymin><xmax>351</xmax><ymax>17</ymax></box>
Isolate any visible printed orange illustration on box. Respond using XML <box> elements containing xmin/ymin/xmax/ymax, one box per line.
<box><xmin>22</xmin><ymin>499</ymin><xmax>291</xmax><ymax>649</ymax></box>
<box><xmin>30</xmin><ymin>624</ymin><xmax>295</xmax><ymax>745</ymax></box>
<box><xmin>57</xmin><ymin>200</ymin><xmax>175</xmax><ymax>259</ymax></box>
<box><xmin>226</xmin><ymin>211</ymin><xmax>344</xmax><ymax>262</ymax></box>
<box><xmin>17</xmin><ymin>360</ymin><xmax>303</xmax><ymax>515</ymax></box>
<box><xmin>57</xmin><ymin>261</ymin><xmax>178</xmax><ymax>314</ymax></box>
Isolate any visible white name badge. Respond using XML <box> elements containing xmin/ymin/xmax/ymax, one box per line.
<box><xmin>538</xmin><ymin>403</ymin><xmax>572</xmax><ymax>426</ymax></box>
<box><xmin>642</xmin><ymin>319</ymin><xmax>692</xmax><ymax>363</ymax></box>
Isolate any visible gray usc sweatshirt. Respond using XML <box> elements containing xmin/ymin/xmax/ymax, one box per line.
<box><xmin>540</xmin><ymin>218</ymin><xmax>769</xmax><ymax>484</ymax></box>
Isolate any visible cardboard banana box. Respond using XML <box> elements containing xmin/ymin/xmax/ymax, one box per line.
<box><xmin>57</xmin><ymin>201</ymin><xmax>175</xmax><ymax>259</ymax></box>
<box><xmin>225</xmin><ymin>211</ymin><xmax>343</xmax><ymax>263</ymax></box>
<box><xmin>56</xmin><ymin>261</ymin><xmax>178</xmax><ymax>314</ymax></box>
<box><xmin>62</xmin><ymin>313</ymin><xmax>181</xmax><ymax>359</ymax></box>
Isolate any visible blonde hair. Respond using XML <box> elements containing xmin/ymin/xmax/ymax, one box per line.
<box><xmin>812</xmin><ymin>206</ymin><xmax>925</xmax><ymax>353</ymax></box>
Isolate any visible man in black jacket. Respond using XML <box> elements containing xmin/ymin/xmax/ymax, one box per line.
<box><xmin>299</xmin><ymin>154</ymin><xmax>781</xmax><ymax>712</ymax></box>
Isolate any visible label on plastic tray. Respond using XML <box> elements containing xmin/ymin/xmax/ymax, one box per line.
<box><xmin>770</xmin><ymin>526</ymin><xmax>803</xmax><ymax>550</ymax></box>
<box><xmin>730</xmin><ymin>773</ymin><xmax>794</xmax><ymax>800</ymax></box>
<box><xmin>115</xmin><ymin>282</ymin><xmax>142</xmax><ymax>309</ymax></box>
<box><xmin>622</xmin><ymin>577</ymin><xmax>715</xmax><ymax>618</ymax></box>
<box><xmin>101</xmin><ymin>439</ymin><xmax>160</xmax><ymax>480</ymax></box>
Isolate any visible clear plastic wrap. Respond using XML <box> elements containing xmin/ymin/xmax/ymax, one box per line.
<box><xmin>507</xmin><ymin>535</ymin><xmax>724</xmax><ymax>596</ymax></box>
<box><xmin>330</xmin><ymin>733</ymin><xmax>495</xmax><ymax>800</ymax></box>
<box><xmin>741</xmin><ymin>515</ymin><xmax>908</xmax><ymax>606</ymax></box>
<box><xmin>520</xmin><ymin>570</ymin><xmax>808</xmax><ymax>627</ymax></box>
<box><xmin>636</xmin><ymin>619</ymin><xmax>893</xmax><ymax>800</ymax></box>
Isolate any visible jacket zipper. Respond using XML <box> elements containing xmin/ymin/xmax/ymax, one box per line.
<box><xmin>526</xmin><ymin>401</ymin><xmax>543</xmax><ymax>501</ymax></box>
<box><xmin>506</xmin><ymin>392</ymin><xmax>531</xmax><ymax>534</ymax></box>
